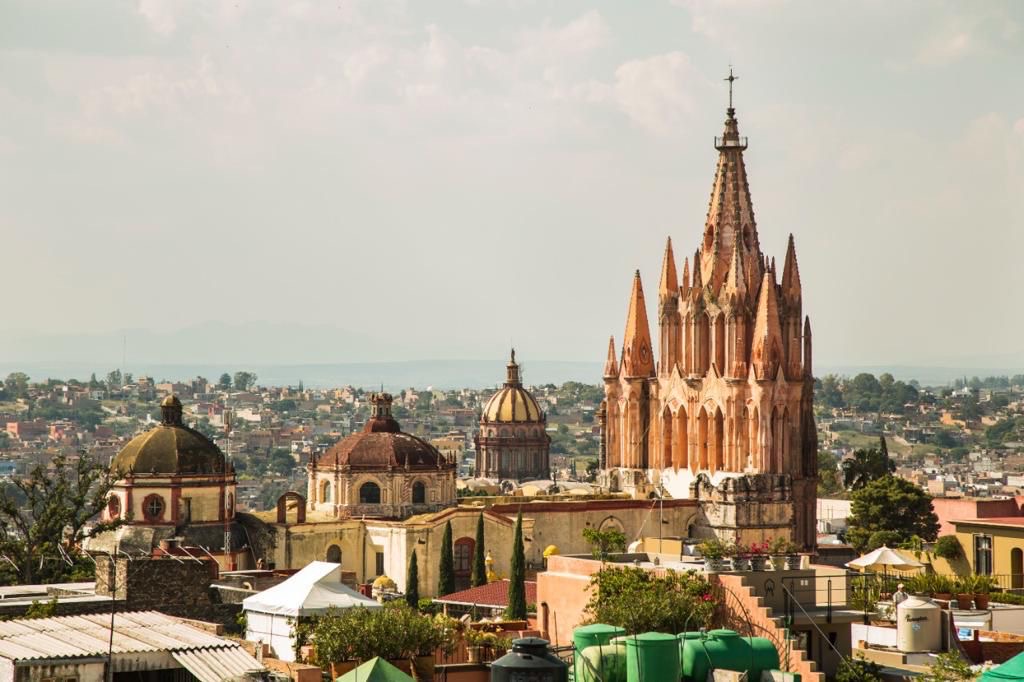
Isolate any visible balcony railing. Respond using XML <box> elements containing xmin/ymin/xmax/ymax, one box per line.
<box><xmin>715</xmin><ymin>136</ymin><xmax>748</xmax><ymax>149</ymax></box>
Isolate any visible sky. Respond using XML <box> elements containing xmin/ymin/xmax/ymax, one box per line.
<box><xmin>1</xmin><ymin>0</ymin><xmax>1022</xmax><ymax>371</ymax></box>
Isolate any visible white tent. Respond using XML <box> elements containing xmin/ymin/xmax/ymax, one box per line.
<box><xmin>243</xmin><ymin>561</ymin><xmax>380</xmax><ymax>661</ymax></box>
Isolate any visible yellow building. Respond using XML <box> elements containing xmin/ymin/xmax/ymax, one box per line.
<box><xmin>950</xmin><ymin>517</ymin><xmax>1024</xmax><ymax>585</ymax></box>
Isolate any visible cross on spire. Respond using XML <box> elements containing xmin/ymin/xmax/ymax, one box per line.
<box><xmin>724</xmin><ymin>66</ymin><xmax>738</xmax><ymax>111</ymax></box>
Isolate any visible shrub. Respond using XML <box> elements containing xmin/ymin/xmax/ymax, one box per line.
<box><xmin>584</xmin><ymin>566</ymin><xmax>716</xmax><ymax>634</ymax></box>
<box><xmin>933</xmin><ymin>536</ymin><xmax>962</xmax><ymax>560</ymax></box>
<box><xmin>312</xmin><ymin>603</ymin><xmax>452</xmax><ymax>665</ymax></box>
<box><xmin>836</xmin><ymin>658</ymin><xmax>884</xmax><ymax>682</ymax></box>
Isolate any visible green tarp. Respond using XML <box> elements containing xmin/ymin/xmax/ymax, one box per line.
<box><xmin>980</xmin><ymin>651</ymin><xmax>1024</xmax><ymax>681</ymax></box>
<box><xmin>335</xmin><ymin>657</ymin><xmax>415</xmax><ymax>682</ymax></box>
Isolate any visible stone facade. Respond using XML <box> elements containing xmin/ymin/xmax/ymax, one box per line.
<box><xmin>600</xmin><ymin>99</ymin><xmax>818</xmax><ymax>549</ymax></box>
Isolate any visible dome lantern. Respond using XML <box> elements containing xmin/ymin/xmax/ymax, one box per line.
<box><xmin>160</xmin><ymin>395</ymin><xmax>183</xmax><ymax>426</ymax></box>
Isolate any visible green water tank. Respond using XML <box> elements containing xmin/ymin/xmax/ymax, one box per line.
<box><xmin>573</xmin><ymin>625</ymin><xmax>627</xmax><ymax>682</ymax></box>
<box><xmin>625</xmin><ymin>632</ymin><xmax>680</xmax><ymax>682</ymax></box>
<box><xmin>577</xmin><ymin>642</ymin><xmax>627</xmax><ymax>682</ymax></box>
<box><xmin>679</xmin><ymin>629</ymin><xmax>780</xmax><ymax>682</ymax></box>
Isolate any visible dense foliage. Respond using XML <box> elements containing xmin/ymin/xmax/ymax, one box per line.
<box><xmin>841</xmin><ymin>438</ymin><xmax>895</xmax><ymax>490</ymax></box>
<box><xmin>405</xmin><ymin>550</ymin><xmax>419</xmax><ymax>608</ymax></box>
<box><xmin>846</xmin><ymin>476</ymin><xmax>939</xmax><ymax>552</ymax></box>
<box><xmin>0</xmin><ymin>453</ymin><xmax>119</xmax><ymax>585</ymax></box>
<box><xmin>818</xmin><ymin>373</ymin><xmax>919</xmax><ymax>413</ymax></box>
<box><xmin>933</xmin><ymin>535</ymin><xmax>963</xmax><ymax>560</ymax></box>
<box><xmin>835</xmin><ymin>659</ymin><xmax>884</xmax><ymax>682</ymax></box>
<box><xmin>582</xmin><ymin>527</ymin><xmax>627</xmax><ymax>560</ymax></box>
<box><xmin>505</xmin><ymin>510</ymin><xmax>527</xmax><ymax>620</ymax></box>
<box><xmin>312</xmin><ymin>603</ymin><xmax>453</xmax><ymax>664</ymax></box>
<box><xmin>584</xmin><ymin>566</ymin><xmax>716</xmax><ymax>634</ymax></box>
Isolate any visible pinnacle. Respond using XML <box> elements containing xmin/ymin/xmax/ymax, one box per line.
<box><xmin>622</xmin><ymin>272</ymin><xmax>655</xmax><ymax>378</ymax></box>
<box><xmin>781</xmin><ymin>234</ymin><xmax>801</xmax><ymax>300</ymax></box>
<box><xmin>603</xmin><ymin>335</ymin><xmax>619</xmax><ymax>378</ymax></box>
<box><xmin>659</xmin><ymin>237</ymin><xmax>679</xmax><ymax>298</ymax></box>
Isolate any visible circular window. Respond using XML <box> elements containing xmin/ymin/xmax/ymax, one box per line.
<box><xmin>143</xmin><ymin>494</ymin><xmax>165</xmax><ymax>522</ymax></box>
<box><xmin>107</xmin><ymin>495</ymin><xmax>121</xmax><ymax>519</ymax></box>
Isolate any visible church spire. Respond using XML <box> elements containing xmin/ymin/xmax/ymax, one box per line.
<box><xmin>781</xmin><ymin>234</ymin><xmax>802</xmax><ymax>303</ymax></box>
<box><xmin>681</xmin><ymin>256</ymin><xmax>690</xmax><ymax>293</ymax></box>
<box><xmin>659</xmin><ymin>237</ymin><xmax>679</xmax><ymax>300</ymax></box>
<box><xmin>723</xmin><ymin>233</ymin><xmax>748</xmax><ymax>302</ymax></box>
<box><xmin>603</xmin><ymin>335</ymin><xmax>619</xmax><ymax>378</ymax></box>
<box><xmin>700</xmin><ymin>67</ymin><xmax>761</xmax><ymax>295</ymax></box>
<box><xmin>622</xmin><ymin>271</ymin><xmax>655</xmax><ymax>378</ymax></box>
<box><xmin>750</xmin><ymin>269</ymin><xmax>784</xmax><ymax>380</ymax></box>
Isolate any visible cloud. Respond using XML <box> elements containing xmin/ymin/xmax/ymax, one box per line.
<box><xmin>137</xmin><ymin>0</ymin><xmax>178</xmax><ymax>37</ymax></box>
<box><xmin>916</xmin><ymin>30</ymin><xmax>971</xmax><ymax>65</ymax></box>
<box><xmin>611</xmin><ymin>52</ymin><xmax>702</xmax><ymax>135</ymax></box>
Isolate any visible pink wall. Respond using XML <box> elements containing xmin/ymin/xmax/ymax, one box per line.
<box><xmin>933</xmin><ymin>498</ymin><xmax>1024</xmax><ymax>536</ymax></box>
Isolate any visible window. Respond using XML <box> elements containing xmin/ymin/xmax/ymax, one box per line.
<box><xmin>975</xmin><ymin>535</ymin><xmax>993</xmax><ymax>575</ymax></box>
<box><xmin>326</xmin><ymin>545</ymin><xmax>341</xmax><ymax>564</ymax></box>
<box><xmin>143</xmin><ymin>494</ymin><xmax>165</xmax><ymax>522</ymax></box>
<box><xmin>360</xmin><ymin>482</ymin><xmax>381</xmax><ymax>504</ymax></box>
<box><xmin>412</xmin><ymin>481</ymin><xmax>426</xmax><ymax>504</ymax></box>
<box><xmin>322</xmin><ymin>480</ymin><xmax>332</xmax><ymax>503</ymax></box>
<box><xmin>107</xmin><ymin>495</ymin><xmax>121</xmax><ymax>519</ymax></box>
<box><xmin>375</xmin><ymin>551</ymin><xmax>385</xmax><ymax>576</ymax></box>
<box><xmin>454</xmin><ymin>538</ymin><xmax>474</xmax><ymax>576</ymax></box>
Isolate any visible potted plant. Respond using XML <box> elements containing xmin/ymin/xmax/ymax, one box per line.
<box><xmin>932</xmin><ymin>574</ymin><xmax>954</xmax><ymax>604</ymax></box>
<box><xmin>973</xmin><ymin>575</ymin><xmax>995</xmax><ymax>610</ymax></box>
<box><xmin>955</xmin><ymin>575</ymin><xmax>978</xmax><ymax>610</ymax></box>
<box><xmin>730</xmin><ymin>543</ymin><xmax>751</xmax><ymax>571</ymax></box>
<box><xmin>769</xmin><ymin>537</ymin><xmax>793</xmax><ymax>570</ymax></box>
<box><xmin>697</xmin><ymin>538</ymin><xmax>727</xmax><ymax>572</ymax></box>
<box><xmin>464</xmin><ymin>627</ymin><xmax>488</xmax><ymax>663</ymax></box>
<box><xmin>748</xmin><ymin>541</ymin><xmax>769</xmax><ymax>571</ymax></box>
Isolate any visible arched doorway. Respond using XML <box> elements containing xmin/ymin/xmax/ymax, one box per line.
<box><xmin>713</xmin><ymin>408</ymin><xmax>724</xmax><ymax>471</ymax></box>
<box><xmin>1013</xmin><ymin>548</ymin><xmax>1023</xmax><ymax>589</ymax></box>
<box><xmin>326</xmin><ymin>545</ymin><xmax>341</xmax><ymax>564</ymax></box>
<box><xmin>454</xmin><ymin>537</ymin><xmax>475</xmax><ymax>590</ymax></box>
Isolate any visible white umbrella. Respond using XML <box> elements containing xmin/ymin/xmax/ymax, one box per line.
<box><xmin>846</xmin><ymin>546</ymin><xmax>923</xmax><ymax>573</ymax></box>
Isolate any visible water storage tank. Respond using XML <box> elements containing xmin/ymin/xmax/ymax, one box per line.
<box><xmin>679</xmin><ymin>629</ymin><xmax>780</xmax><ymax>682</ymax></box>
<box><xmin>897</xmin><ymin>596</ymin><xmax>942</xmax><ymax>653</ymax></box>
<box><xmin>490</xmin><ymin>637</ymin><xmax>567</xmax><ymax>682</ymax></box>
<box><xmin>577</xmin><ymin>642</ymin><xmax>627</xmax><ymax>682</ymax></box>
<box><xmin>625</xmin><ymin>632</ymin><xmax>680</xmax><ymax>682</ymax></box>
<box><xmin>573</xmin><ymin>625</ymin><xmax>627</xmax><ymax>682</ymax></box>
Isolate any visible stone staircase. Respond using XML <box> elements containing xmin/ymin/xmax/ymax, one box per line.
<box><xmin>716</xmin><ymin>574</ymin><xmax>824</xmax><ymax>682</ymax></box>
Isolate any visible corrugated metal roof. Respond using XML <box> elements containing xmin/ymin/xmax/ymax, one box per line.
<box><xmin>172</xmin><ymin>647</ymin><xmax>264</xmax><ymax>682</ymax></box>
<box><xmin>0</xmin><ymin>611</ymin><xmax>256</xmax><ymax>663</ymax></box>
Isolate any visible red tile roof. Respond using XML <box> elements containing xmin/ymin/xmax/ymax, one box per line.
<box><xmin>433</xmin><ymin>580</ymin><xmax>537</xmax><ymax>608</ymax></box>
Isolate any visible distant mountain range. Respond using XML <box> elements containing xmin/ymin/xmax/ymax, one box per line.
<box><xmin>0</xmin><ymin>322</ymin><xmax>1018</xmax><ymax>389</ymax></box>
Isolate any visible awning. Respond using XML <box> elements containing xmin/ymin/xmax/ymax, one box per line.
<box><xmin>172</xmin><ymin>647</ymin><xmax>265</xmax><ymax>682</ymax></box>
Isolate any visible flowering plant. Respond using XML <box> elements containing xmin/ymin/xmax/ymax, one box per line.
<box><xmin>769</xmin><ymin>537</ymin><xmax>797</xmax><ymax>555</ymax></box>
<box><xmin>746</xmin><ymin>541</ymin><xmax>770</xmax><ymax>556</ymax></box>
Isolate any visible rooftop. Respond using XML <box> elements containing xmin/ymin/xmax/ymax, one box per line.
<box><xmin>433</xmin><ymin>580</ymin><xmax>537</xmax><ymax>608</ymax></box>
<box><xmin>951</xmin><ymin>517</ymin><xmax>1024</xmax><ymax>528</ymax></box>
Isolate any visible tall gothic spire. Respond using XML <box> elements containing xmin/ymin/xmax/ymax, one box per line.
<box><xmin>622</xmin><ymin>271</ymin><xmax>655</xmax><ymax>378</ymax></box>
<box><xmin>723</xmin><ymin>231</ymin><xmax>748</xmax><ymax>302</ymax></box>
<box><xmin>603</xmin><ymin>335</ymin><xmax>619</xmax><ymax>378</ymax></box>
<box><xmin>681</xmin><ymin>256</ymin><xmax>690</xmax><ymax>293</ymax></box>
<box><xmin>699</xmin><ymin>69</ymin><xmax>763</xmax><ymax>296</ymax></box>
<box><xmin>659</xmin><ymin>237</ymin><xmax>679</xmax><ymax>301</ymax></box>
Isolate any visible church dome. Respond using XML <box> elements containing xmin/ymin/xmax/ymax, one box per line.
<box><xmin>111</xmin><ymin>396</ymin><xmax>225</xmax><ymax>477</ymax></box>
<box><xmin>318</xmin><ymin>393</ymin><xmax>448</xmax><ymax>470</ymax></box>
<box><xmin>481</xmin><ymin>350</ymin><xmax>544</xmax><ymax>424</ymax></box>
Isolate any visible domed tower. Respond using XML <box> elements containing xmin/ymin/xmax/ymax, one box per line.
<box><xmin>475</xmin><ymin>350</ymin><xmax>551</xmax><ymax>481</ymax></box>
<box><xmin>99</xmin><ymin>395</ymin><xmax>247</xmax><ymax>569</ymax></box>
<box><xmin>309</xmin><ymin>392</ymin><xmax>457</xmax><ymax>519</ymax></box>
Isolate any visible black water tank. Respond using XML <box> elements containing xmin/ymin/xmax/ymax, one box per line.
<box><xmin>490</xmin><ymin>637</ymin><xmax>568</xmax><ymax>682</ymax></box>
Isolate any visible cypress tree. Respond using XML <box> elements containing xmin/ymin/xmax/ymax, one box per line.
<box><xmin>879</xmin><ymin>434</ymin><xmax>889</xmax><ymax>461</ymax></box>
<box><xmin>438</xmin><ymin>520</ymin><xmax>456</xmax><ymax>597</ymax></box>
<box><xmin>471</xmin><ymin>513</ymin><xmax>487</xmax><ymax>587</ymax></box>
<box><xmin>505</xmin><ymin>509</ymin><xmax>527</xmax><ymax>620</ymax></box>
<box><xmin>406</xmin><ymin>549</ymin><xmax>420</xmax><ymax>608</ymax></box>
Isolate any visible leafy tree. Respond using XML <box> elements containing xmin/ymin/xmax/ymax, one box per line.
<box><xmin>582</xmin><ymin>527</ymin><xmax>627</xmax><ymax>560</ymax></box>
<box><xmin>233</xmin><ymin>371</ymin><xmax>257</xmax><ymax>392</ymax></box>
<box><xmin>846</xmin><ymin>476</ymin><xmax>939</xmax><ymax>552</ymax></box>
<box><xmin>0</xmin><ymin>453</ymin><xmax>119</xmax><ymax>584</ymax></box>
<box><xmin>405</xmin><ymin>550</ymin><xmax>420</xmax><ymax>608</ymax></box>
<box><xmin>505</xmin><ymin>510</ymin><xmax>527</xmax><ymax>620</ymax></box>
<box><xmin>4</xmin><ymin>372</ymin><xmax>30</xmax><ymax>400</ymax></box>
<box><xmin>471</xmin><ymin>513</ymin><xmax>487</xmax><ymax>587</ymax></box>
<box><xmin>105</xmin><ymin>370</ymin><xmax>122</xmax><ymax>389</ymax></box>
<box><xmin>842</xmin><ymin>446</ymin><xmax>895</xmax><ymax>490</ymax></box>
<box><xmin>438</xmin><ymin>520</ymin><xmax>455</xmax><ymax>597</ymax></box>
<box><xmin>218</xmin><ymin>373</ymin><xmax>232</xmax><ymax>390</ymax></box>
<box><xmin>584</xmin><ymin>566</ymin><xmax>716</xmax><ymax>634</ymax></box>
<box><xmin>88</xmin><ymin>373</ymin><xmax>101</xmax><ymax>390</ymax></box>
<box><xmin>818</xmin><ymin>374</ymin><xmax>844</xmax><ymax>408</ymax></box>
<box><xmin>920</xmin><ymin>650</ymin><xmax>975</xmax><ymax>682</ymax></box>
<box><xmin>817</xmin><ymin>450</ymin><xmax>844</xmax><ymax>497</ymax></box>
<box><xmin>267</xmin><ymin>449</ymin><xmax>296</xmax><ymax>477</ymax></box>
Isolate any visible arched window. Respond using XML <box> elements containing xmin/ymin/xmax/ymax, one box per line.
<box><xmin>143</xmin><ymin>494</ymin><xmax>165</xmax><ymax>522</ymax></box>
<box><xmin>107</xmin><ymin>495</ymin><xmax>121</xmax><ymax>520</ymax></box>
<box><xmin>326</xmin><ymin>545</ymin><xmax>341</xmax><ymax>564</ymax></box>
<box><xmin>359</xmin><ymin>482</ymin><xmax>381</xmax><ymax>504</ymax></box>
<box><xmin>412</xmin><ymin>481</ymin><xmax>426</xmax><ymax>504</ymax></box>
<box><xmin>321</xmin><ymin>480</ymin><xmax>332</xmax><ymax>503</ymax></box>
<box><xmin>454</xmin><ymin>537</ymin><xmax>474</xmax><ymax>577</ymax></box>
